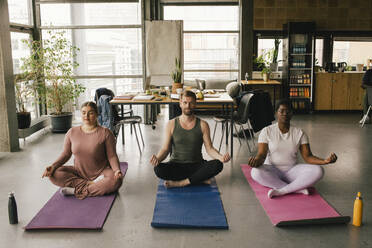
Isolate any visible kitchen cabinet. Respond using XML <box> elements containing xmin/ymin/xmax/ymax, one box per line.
<box><xmin>314</xmin><ymin>73</ymin><xmax>364</xmax><ymax>110</ymax></box>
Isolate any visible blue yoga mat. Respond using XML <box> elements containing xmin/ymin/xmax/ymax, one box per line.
<box><xmin>151</xmin><ymin>179</ymin><xmax>228</xmax><ymax>229</ymax></box>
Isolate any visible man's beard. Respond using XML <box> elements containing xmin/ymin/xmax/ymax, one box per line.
<box><xmin>183</xmin><ymin>109</ymin><xmax>193</xmax><ymax>116</ymax></box>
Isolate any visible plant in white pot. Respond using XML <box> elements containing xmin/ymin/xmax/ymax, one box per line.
<box><xmin>20</xmin><ymin>30</ymin><xmax>85</xmax><ymax>132</ymax></box>
<box><xmin>261</xmin><ymin>67</ymin><xmax>272</xmax><ymax>82</ymax></box>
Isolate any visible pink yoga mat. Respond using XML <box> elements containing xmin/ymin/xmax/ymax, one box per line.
<box><xmin>25</xmin><ymin>162</ymin><xmax>128</xmax><ymax>230</ymax></box>
<box><xmin>241</xmin><ymin>164</ymin><xmax>350</xmax><ymax>226</ymax></box>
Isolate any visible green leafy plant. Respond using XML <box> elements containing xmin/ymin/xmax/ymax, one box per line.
<box><xmin>261</xmin><ymin>67</ymin><xmax>272</xmax><ymax>75</ymax></box>
<box><xmin>171</xmin><ymin>57</ymin><xmax>182</xmax><ymax>83</ymax></box>
<box><xmin>253</xmin><ymin>54</ymin><xmax>266</xmax><ymax>71</ymax></box>
<box><xmin>19</xmin><ymin>30</ymin><xmax>85</xmax><ymax>115</ymax></box>
<box><xmin>14</xmin><ymin>75</ymin><xmax>36</xmax><ymax>113</ymax></box>
<box><xmin>272</xmin><ymin>39</ymin><xmax>281</xmax><ymax>64</ymax></box>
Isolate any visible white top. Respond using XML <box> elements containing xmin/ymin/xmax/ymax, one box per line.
<box><xmin>258</xmin><ymin>123</ymin><xmax>309</xmax><ymax>172</ymax></box>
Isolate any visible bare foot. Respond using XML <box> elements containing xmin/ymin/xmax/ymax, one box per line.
<box><xmin>203</xmin><ymin>179</ymin><xmax>212</xmax><ymax>185</ymax></box>
<box><xmin>164</xmin><ymin>179</ymin><xmax>190</xmax><ymax>188</ymax></box>
<box><xmin>60</xmin><ymin>187</ymin><xmax>75</xmax><ymax>196</ymax></box>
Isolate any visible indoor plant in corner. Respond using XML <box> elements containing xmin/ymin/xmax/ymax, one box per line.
<box><xmin>20</xmin><ymin>30</ymin><xmax>85</xmax><ymax>133</ymax></box>
<box><xmin>13</xmin><ymin>75</ymin><xmax>36</xmax><ymax>129</ymax></box>
<box><xmin>171</xmin><ymin>57</ymin><xmax>183</xmax><ymax>93</ymax></box>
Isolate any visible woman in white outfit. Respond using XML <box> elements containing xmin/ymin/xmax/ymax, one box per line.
<box><xmin>248</xmin><ymin>99</ymin><xmax>337</xmax><ymax>198</ymax></box>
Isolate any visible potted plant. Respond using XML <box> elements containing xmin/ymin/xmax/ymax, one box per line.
<box><xmin>20</xmin><ymin>30</ymin><xmax>85</xmax><ymax>133</ymax></box>
<box><xmin>171</xmin><ymin>57</ymin><xmax>183</xmax><ymax>93</ymax></box>
<box><xmin>261</xmin><ymin>67</ymin><xmax>272</xmax><ymax>82</ymax></box>
<box><xmin>13</xmin><ymin>74</ymin><xmax>36</xmax><ymax>129</ymax></box>
<box><xmin>253</xmin><ymin>54</ymin><xmax>266</xmax><ymax>71</ymax></box>
<box><xmin>270</xmin><ymin>39</ymin><xmax>281</xmax><ymax>71</ymax></box>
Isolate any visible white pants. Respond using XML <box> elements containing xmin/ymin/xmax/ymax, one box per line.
<box><xmin>251</xmin><ymin>163</ymin><xmax>324</xmax><ymax>194</ymax></box>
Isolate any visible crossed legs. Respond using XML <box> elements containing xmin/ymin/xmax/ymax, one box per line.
<box><xmin>154</xmin><ymin>160</ymin><xmax>223</xmax><ymax>188</ymax></box>
<box><xmin>50</xmin><ymin>166</ymin><xmax>122</xmax><ymax>199</ymax></box>
<box><xmin>251</xmin><ymin>163</ymin><xmax>324</xmax><ymax>198</ymax></box>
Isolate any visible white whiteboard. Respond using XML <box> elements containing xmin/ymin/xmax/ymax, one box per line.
<box><xmin>145</xmin><ymin>20</ymin><xmax>183</xmax><ymax>87</ymax></box>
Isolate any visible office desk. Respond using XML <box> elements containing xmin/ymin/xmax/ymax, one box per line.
<box><xmin>110</xmin><ymin>93</ymin><xmax>236</xmax><ymax>157</ymax></box>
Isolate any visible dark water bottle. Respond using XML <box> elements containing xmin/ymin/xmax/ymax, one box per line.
<box><xmin>8</xmin><ymin>192</ymin><xmax>18</xmax><ymax>224</ymax></box>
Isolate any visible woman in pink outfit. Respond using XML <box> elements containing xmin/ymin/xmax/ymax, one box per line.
<box><xmin>42</xmin><ymin>101</ymin><xmax>123</xmax><ymax>199</ymax></box>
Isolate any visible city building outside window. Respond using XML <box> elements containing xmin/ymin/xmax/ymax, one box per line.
<box><xmin>333</xmin><ymin>40</ymin><xmax>372</xmax><ymax>68</ymax></box>
<box><xmin>39</xmin><ymin>2</ymin><xmax>143</xmax><ymax>112</ymax></box>
<box><xmin>163</xmin><ymin>5</ymin><xmax>239</xmax><ymax>81</ymax></box>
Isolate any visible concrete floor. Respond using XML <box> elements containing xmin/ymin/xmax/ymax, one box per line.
<box><xmin>0</xmin><ymin>111</ymin><xmax>371</xmax><ymax>248</ymax></box>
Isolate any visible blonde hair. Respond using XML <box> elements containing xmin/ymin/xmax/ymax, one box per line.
<box><xmin>81</xmin><ymin>101</ymin><xmax>98</xmax><ymax>115</ymax></box>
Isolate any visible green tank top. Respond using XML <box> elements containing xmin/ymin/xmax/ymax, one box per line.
<box><xmin>170</xmin><ymin>117</ymin><xmax>203</xmax><ymax>164</ymax></box>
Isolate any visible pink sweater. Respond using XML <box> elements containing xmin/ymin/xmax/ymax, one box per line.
<box><xmin>52</xmin><ymin>126</ymin><xmax>120</xmax><ymax>180</ymax></box>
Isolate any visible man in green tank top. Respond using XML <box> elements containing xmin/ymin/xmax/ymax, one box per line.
<box><xmin>150</xmin><ymin>91</ymin><xmax>230</xmax><ymax>188</ymax></box>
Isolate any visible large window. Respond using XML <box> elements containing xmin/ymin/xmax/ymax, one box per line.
<box><xmin>333</xmin><ymin>40</ymin><xmax>372</xmax><ymax>67</ymax></box>
<box><xmin>7</xmin><ymin>0</ymin><xmax>33</xmax><ymax>25</ymax></box>
<box><xmin>39</xmin><ymin>2</ymin><xmax>143</xmax><ymax>106</ymax></box>
<box><xmin>163</xmin><ymin>5</ymin><xmax>239</xmax><ymax>81</ymax></box>
<box><xmin>8</xmin><ymin>0</ymin><xmax>38</xmax><ymax>119</ymax></box>
<box><xmin>315</xmin><ymin>38</ymin><xmax>324</xmax><ymax>67</ymax></box>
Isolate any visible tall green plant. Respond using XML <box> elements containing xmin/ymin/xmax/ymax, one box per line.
<box><xmin>20</xmin><ymin>30</ymin><xmax>85</xmax><ymax>115</ymax></box>
<box><xmin>272</xmin><ymin>39</ymin><xmax>281</xmax><ymax>64</ymax></box>
<box><xmin>171</xmin><ymin>57</ymin><xmax>182</xmax><ymax>83</ymax></box>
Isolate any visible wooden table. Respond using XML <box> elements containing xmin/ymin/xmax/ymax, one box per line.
<box><xmin>110</xmin><ymin>93</ymin><xmax>236</xmax><ymax>157</ymax></box>
<box><xmin>241</xmin><ymin>80</ymin><xmax>281</xmax><ymax>105</ymax></box>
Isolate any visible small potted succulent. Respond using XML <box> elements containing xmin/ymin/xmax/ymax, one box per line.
<box><xmin>171</xmin><ymin>57</ymin><xmax>183</xmax><ymax>93</ymax></box>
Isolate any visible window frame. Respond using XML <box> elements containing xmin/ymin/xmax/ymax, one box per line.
<box><xmin>161</xmin><ymin>2</ymin><xmax>240</xmax><ymax>80</ymax></box>
<box><xmin>36</xmin><ymin>0</ymin><xmax>146</xmax><ymax>106</ymax></box>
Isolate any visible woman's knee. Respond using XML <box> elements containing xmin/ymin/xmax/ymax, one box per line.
<box><xmin>312</xmin><ymin>165</ymin><xmax>324</xmax><ymax>181</ymax></box>
<box><xmin>49</xmin><ymin>167</ymin><xmax>70</xmax><ymax>186</ymax></box>
<box><xmin>251</xmin><ymin>167</ymin><xmax>263</xmax><ymax>182</ymax></box>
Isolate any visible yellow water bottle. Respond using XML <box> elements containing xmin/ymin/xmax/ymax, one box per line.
<box><xmin>352</xmin><ymin>192</ymin><xmax>363</xmax><ymax>227</ymax></box>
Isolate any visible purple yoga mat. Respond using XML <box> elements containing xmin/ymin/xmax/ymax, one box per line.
<box><xmin>25</xmin><ymin>162</ymin><xmax>128</xmax><ymax>230</ymax></box>
<box><xmin>241</xmin><ymin>164</ymin><xmax>350</xmax><ymax>226</ymax></box>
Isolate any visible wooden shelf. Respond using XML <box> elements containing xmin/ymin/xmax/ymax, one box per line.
<box><xmin>289</xmin><ymin>84</ymin><xmax>311</xmax><ymax>87</ymax></box>
<box><xmin>289</xmin><ymin>97</ymin><xmax>311</xmax><ymax>100</ymax></box>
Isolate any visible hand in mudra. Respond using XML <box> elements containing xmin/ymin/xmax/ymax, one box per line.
<box><xmin>150</xmin><ymin>155</ymin><xmax>160</xmax><ymax>166</ymax></box>
<box><xmin>42</xmin><ymin>166</ymin><xmax>56</xmax><ymax>178</ymax></box>
<box><xmin>114</xmin><ymin>170</ymin><xmax>123</xmax><ymax>180</ymax></box>
<box><xmin>220</xmin><ymin>153</ymin><xmax>231</xmax><ymax>163</ymax></box>
<box><xmin>324</xmin><ymin>152</ymin><xmax>337</xmax><ymax>164</ymax></box>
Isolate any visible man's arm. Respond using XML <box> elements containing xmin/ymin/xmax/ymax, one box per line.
<box><xmin>150</xmin><ymin>120</ymin><xmax>174</xmax><ymax>166</ymax></box>
<box><xmin>299</xmin><ymin>143</ymin><xmax>337</xmax><ymax>165</ymax></box>
<box><xmin>200</xmin><ymin>120</ymin><xmax>230</xmax><ymax>163</ymax></box>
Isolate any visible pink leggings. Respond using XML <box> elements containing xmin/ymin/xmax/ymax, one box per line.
<box><xmin>50</xmin><ymin>166</ymin><xmax>122</xmax><ymax>199</ymax></box>
<box><xmin>251</xmin><ymin>163</ymin><xmax>324</xmax><ymax>194</ymax></box>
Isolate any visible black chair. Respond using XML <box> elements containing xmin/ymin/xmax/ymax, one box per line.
<box><xmin>212</xmin><ymin>93</ymin><xmax>255</xmax><ymax>152</ymax></box>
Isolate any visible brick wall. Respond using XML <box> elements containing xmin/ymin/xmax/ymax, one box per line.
<box><xmin>254</xmin><ymin>0</ymin><xmax>372</xmax><ymax>30</ymax></box>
